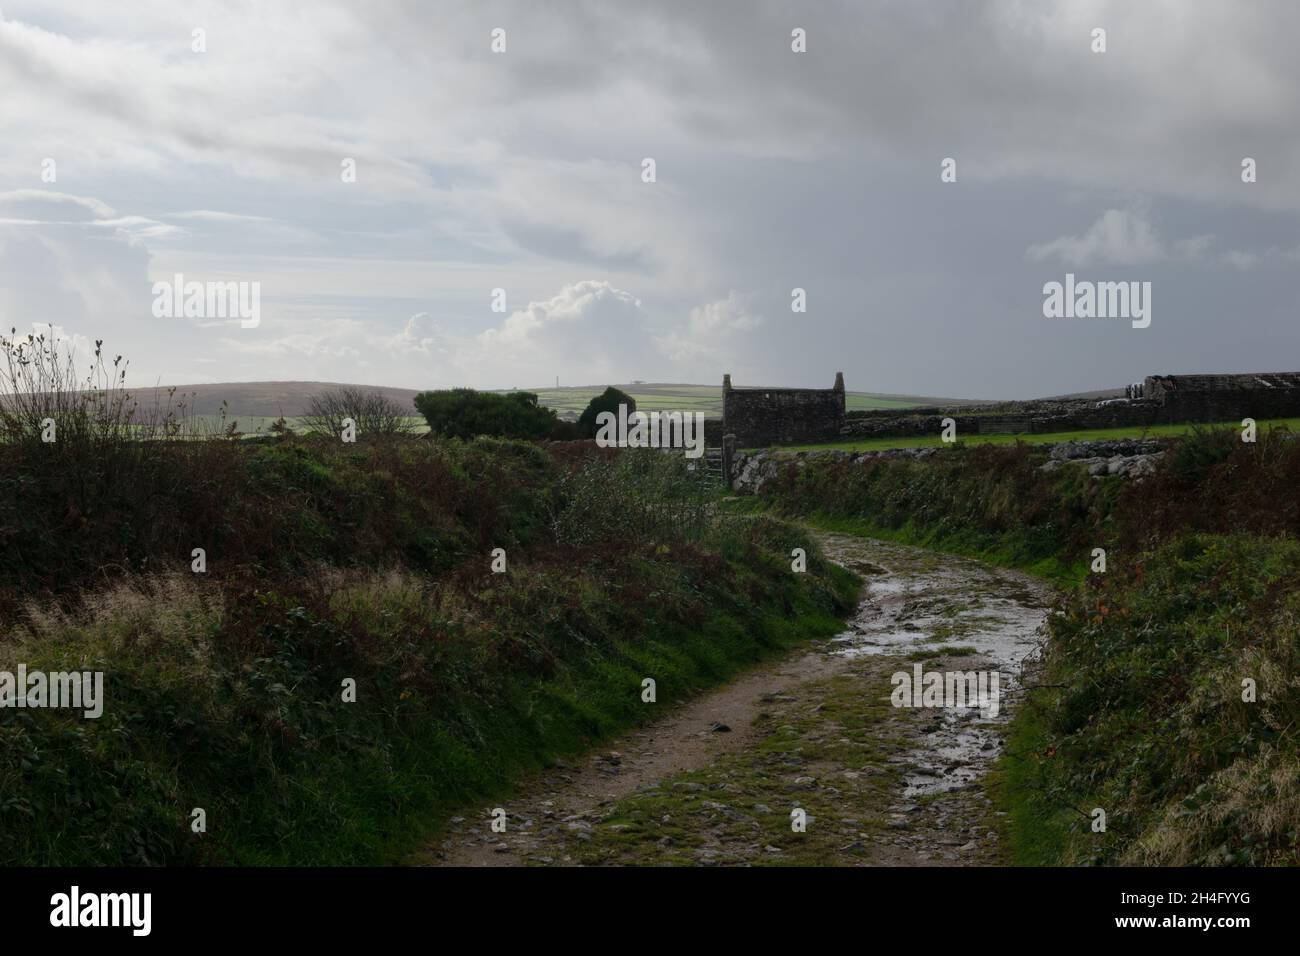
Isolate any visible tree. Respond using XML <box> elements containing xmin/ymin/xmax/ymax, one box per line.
<box><xmin>413</xmin><ymin>388</ymin><xmax>575</xmax><ymax>440</ymax></box>
<box><xmin>578</xmin><ymin>386</ymin><xmax>636</xmax><ymax>438</ymax></box>
<box><xmin>302</xmin><ymin>387</ymin><xmax>415</xmax><ymax>439</ymax></box>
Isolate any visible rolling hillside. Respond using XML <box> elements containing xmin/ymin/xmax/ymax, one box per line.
<box><xmin>131</xmin><ymin>380</ymin><xmax>977</xmax><ymax>425</ymax></box>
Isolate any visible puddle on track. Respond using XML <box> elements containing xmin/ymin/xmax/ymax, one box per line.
<box><xmin>815</xmin><ymin>532</ymin><xmax>1054</xmax><ymax>799</ymax></box>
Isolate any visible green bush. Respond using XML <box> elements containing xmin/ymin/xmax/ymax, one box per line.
<box><xmin>551</xmin><ymin>448</ymin><xmax>711</xmax><ymax>547</ymax></box>
<box><xmin>0</xmin><ymin>434</ymin><xmax>559</xmax><ymax>600</ymax></box>
<box><xmin>577</xmin><ymin>386</ymin><xmax>636</xmax><ymax>439</ymax></box>
<box><xmin>413</xmin><ymin>388</ymin><xmax>575</xmax><ymax>441</ymax></box>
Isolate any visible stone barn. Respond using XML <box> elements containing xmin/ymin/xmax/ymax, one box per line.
<box><xmin>722</xmin><ymin>372</ymin><xmax>846</xmax><ymax>447</ymax></box>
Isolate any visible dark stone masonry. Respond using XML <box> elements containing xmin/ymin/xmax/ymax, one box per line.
<box><xmin>1144</xmin><ymin>372</ymin><xmax>1300</xmax><ymax>423</ymax></box>
<box><xmin>711</xmin><ymin>370</ymin><xmax>1300</xmax><ymax>454</ymax></box>
<box><xmin>721</xmin><ymin>372</ymin><xmax>846</xmax><ymax>447</ymax></box>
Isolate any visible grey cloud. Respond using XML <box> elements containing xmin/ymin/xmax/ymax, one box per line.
<box><xmin>2</xmin><ymin>1</ymin><xmax>1299</xmax><ymax>397</ymax></box>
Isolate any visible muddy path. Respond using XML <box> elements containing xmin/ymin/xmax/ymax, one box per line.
<box><xmin>419</xmin><ymin>531</ymin><xmax>1053</xmax><ymax>867</ymax></box>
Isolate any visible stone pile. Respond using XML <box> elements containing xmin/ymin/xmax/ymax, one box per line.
<box><xmin>728</xmin><ymin>438</ymin><xmax>1167</xmax><ymax>493</ymax></box>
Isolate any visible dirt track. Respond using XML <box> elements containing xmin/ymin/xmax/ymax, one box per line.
<box><xmin>420</xmin><ymin>532</ymin><xmax>1052</xmax><ymax>867</ymax></box>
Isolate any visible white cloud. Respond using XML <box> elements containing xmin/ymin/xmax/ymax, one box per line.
<box><xmin>657</xmin><ymin>291</ymin><xmax>762</xmax><ymax>364</ymax></box>
<box><xmin>479</xmin><ymin>280</ymin><xmax>642</xmax><ymax>348</ymax></box>
<box><xmin>388</xmin><ymin>312</ymin><xmax>449</xmax><ymax>357</ymax></box>
<box><xmin>173</xmin><ymin>211</ymin><xmax>275</xmax><ymax>223</ymax></box>
<box><xmin>471</xmin><ymin>280</ymin><xmax>655</xmax><ymax>384</ymax></box>
<box><xmin>0</xmin><ymin>190</ymin><xmax>184</xmax><ymax>242</ymax></box>
<box><xmin>379</xmin><ymin>281</ymin><xmax>660</xmax><ymax>387</ymax></box>
<box><xmin>0</xmin><ymin>189</ymin><xmax>116</xmax><ymax>221</ymax></box>
<box><xmin>93</xmin><ymin>215</ymin><xmax>186</xmax><ymax>242</ymax></box>
<box><xmin>221</xmin><ymin>330</ymin><xmax>360</xmax><ymax>360</ymax></box>
<box><xmin>1027</xmin><ymin>208</ymin><xmax>1167</xmax><ymax>267</ymax></box>
<box><xmin>1173</xmin><ymin>234</ymin><xmax>1216</xmax><ymax>259</ymax></box>
<box><xmin>3</xmin><ymin>2</ymin><xmax>1300</xmax><ymax>397</ymax></box>
<box><xmin>1223</xmin><ymin>249</ymin><xmax>1261</xmax><ymax>270</ymax></box>
<box><xmin>686</xmin><ymin>293</ymin><xmax>762</xmax><ymax>337</ymax></box>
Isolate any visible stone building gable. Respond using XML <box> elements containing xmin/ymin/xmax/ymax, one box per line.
<box><xmin>721</xmin><ymin>372</ymin><xmax>846</xmax><ymax>447</ymax></box>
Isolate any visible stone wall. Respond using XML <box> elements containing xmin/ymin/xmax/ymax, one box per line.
<box><xmin>728</xmin><ymin>437</ymin><xmax>1169</xmax><ymax>494</ymax></box>
<box><xmin>839</xmin><ymin>372</ymin><xmax>1300</xmax><ymax>440</ymax></box>
<box><xmin>722</xmin><ymin>372</ymin><xmax>846</xmax><ymax>447</ymax></box>
<box><xmin>1146</xmin><ymin>373</ymin><xmax>1300</xmax><ymax>423</ymax></box>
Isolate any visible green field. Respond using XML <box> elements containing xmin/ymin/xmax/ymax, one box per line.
<box><xmin>521</xmin><ymin>383</ymin><xmax>936</xmax><ymax>418</ymax></box>
<box><xmin>759</xmin><ymin>416</ymin><xmax>1300</xmax><ymax>455</ymax></box>
<box><xmin>157</xmin><ymin>382</ymin><xmax>943</xmax><ymax>434</ymax></box>
<box><xmin>176</xmin><ymin>414</ymin><xmax>430</xmax><ymax>436</ymax></box>
<box><xmin>209</xmin><ymin>414</ymin><xmax>1300</xmax><ymax>450</ymax></box>
<box><xmin>762</xmin><ymin>418</ymin><xmax>1300</xmax><ymax>453</ymax></box>
<box><xmin>526</xmin><ymin>384</ymin><xmax>720</xmax><ymax>416</ymax></box>
<box><xmin>119</xmin><ymin>379</ymin><xmax>967</xmax><ymax>431</ymax></box>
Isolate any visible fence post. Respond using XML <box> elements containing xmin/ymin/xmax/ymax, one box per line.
<box><xmin>722</xmin><ymin>433</ymin><xmax>736</xmax><ymax>489</ymax></box>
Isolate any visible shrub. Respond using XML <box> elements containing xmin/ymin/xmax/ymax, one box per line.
<box><xmin>413</xmin><ymin>388</ymin><xmax>572</xmax><ymax>440</ymax></box>
<box><xmin>551</xmin><ymin>448</ymin><xmax>711</xmax><ymax>547</ymax></box>
<box><xmin>301</xmin><ymin>387</ymin><xmax>415</xmax><ymax>438</ymax></box>
<box><xmin>577</xmin><ymin>386</ymin><xmax>636</xmax><ymax>438</ymax></box>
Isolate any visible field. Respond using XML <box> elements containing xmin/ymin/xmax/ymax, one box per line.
<box><xmin>121</xmin><ymin>381</ymin><xmax>423</xmax><ymax>420</ymax></box>
<box><xmin>507</xmin><ymin>384</ymin><xmax>955</xmax><ymax>417</ymax></box>
<box><xmin>196</xmin><ymin>414</ymin><xmax>428</xmax><ymax>436</ymax></box>
<box><xmin>144</xmin><ymin>381</ymin><xmax>973</xmax><ymax>436</ymax></box>
<box><xmin>120</xmin><ymin>380</ymin><xmax>977</xmax><ymax>435</ymax></box>
<box><xmin>213</xmin><ymin>411</ymin><xmax>1300</xmax><ymax>452</ymax></box>
<box><xmin>766</xmin><ymin>417</ymin><xmax>1300</xmax><ymax>453</ymax></box>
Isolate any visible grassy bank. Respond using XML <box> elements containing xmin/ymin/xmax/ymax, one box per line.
<box><xmin>744</xmin><ymin>441</ymin><xmax>1122</xmax><ymax>581</ymax></box>
<box><xmin>731</xmin><ymin>506</ymin><xmax>1089</xmax><ymax>587</ymax></box>
<box><xmin>771</xmin><ymin>416</ymin><xmax>1300</xmax><ymax>453</ymax></box>
<box><xmin>997</xmin><ymin>532</ymin><xmax>1300</xmax><ymax>865</ymax></box>
<box><xmin>0</xmin><ymin>435</ymin><xmax>857</xmax><ymax>865</ymax></box>
<box><xmin>750</xmin><ymin>426</ymin><xmax>1300</xmax><ymax>865</ymax></box>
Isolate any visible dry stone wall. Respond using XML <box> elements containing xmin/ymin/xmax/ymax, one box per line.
<box><xmin>839</xmin><ymin>372</ymin><xmax>1300</xmax><ymax>440</ymax></box>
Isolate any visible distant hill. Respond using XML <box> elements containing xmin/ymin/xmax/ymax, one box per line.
<box><xmin>1036</xmin><ymin>386</ymin><xmax>1128</xmax><ymax>401</ymax></box>
<box><xmin>123</xmin><ymin>381</ymin><xmax>424</xmax><ymax>419</ymax></box>
<box><xmin>136</xmin><ymin>381</ymin><xmax>982</xmax><ymax>421</ymax></box>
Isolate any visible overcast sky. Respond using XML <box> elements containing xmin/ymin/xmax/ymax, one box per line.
<box><xmin>1</xmin><ymin>0</ymin><xmax>1298</xmax><ymax>398</ymax></box>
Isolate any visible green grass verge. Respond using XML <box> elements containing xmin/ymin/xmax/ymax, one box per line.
<box><xmin>984</xmin><ymin>697</ymin><xmax>1082</xmax><ymax>865</ymax></box>
<box><xmin>766</xmin><ymin>417</ymin><xmax>1300</xmax><ymax>453</ymax></box>
<box><xmin>0</xmin><ymin>532</ymin><xmax>860</xmax><ymax>866</ymax></box>
<box><xmin>722</xmin><ymin>499</ymin><xmax>1087</xmax><ymax>588</ymax></box>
